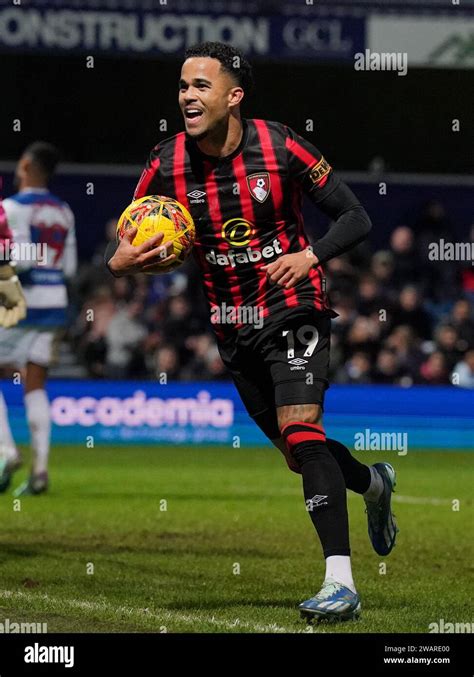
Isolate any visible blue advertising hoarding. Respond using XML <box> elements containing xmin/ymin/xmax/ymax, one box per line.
<box><xmin>2</xmin><ymin>0</ymin><xmax>472</xmax><ymax>63</ymax></box>
<box><xmin>4</xmin><ymin>1</ymin><xmax>472</xmax><ymax>67</ymax></box>
<box><xmin>1</xmin><ymin>380</ymin><xmax>473</xmax><ymax>450</ymax></box>
<box><xmin>0</xmin><ymin>4</ymin><xmax>365</xmax><ymax>62</ymax></box>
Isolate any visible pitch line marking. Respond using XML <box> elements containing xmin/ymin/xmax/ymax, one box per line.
<box><xmin>261</xmin><ymin>491</ymin><xmax>454</xmax><ymax>506</ymax></box>
<box><xmin>0</xmin><ymin>589</ymin><xmax>307</xmax><ymax>634</ymax></box>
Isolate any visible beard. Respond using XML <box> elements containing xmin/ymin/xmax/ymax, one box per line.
<box><xmin>187</xmin><ymin>128</ymin><xmax>209</xmax><ymax>142</ymax></box>
<box><xmin>185</xmin><ymin>114</ymin><xmax>229</xmax><ymax>144</ymax></box>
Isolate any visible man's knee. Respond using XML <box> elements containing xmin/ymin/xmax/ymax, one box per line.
<box><xmin>25</xmin><ymin>362</ymin><xmax>47</xmax><ymax>394</ymax></box>
<box><xmin>272</xmin><ymin>435</ymin><xmax>301</xmax><ymax>474</ymax></box>
<box><xmin>277</xmin><ymin>404</ymin><xmax>326</xmax><ymax>472</ymax></box>
<box><xmin>252</xmin><ymin>408</ymin><xmax>280</xmax><ymax>441</ymax></box>
<box><xmin>273</xmin><ymin>404</ymin><xmax>326</xmax><ymax>473</ymax></box>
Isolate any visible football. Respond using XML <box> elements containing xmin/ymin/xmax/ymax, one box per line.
<box><xmin>116</xmin><ymin>195</ymin><xmax>195</xmax><ymax>271</ymax></box>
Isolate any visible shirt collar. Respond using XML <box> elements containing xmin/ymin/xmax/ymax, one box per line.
<box><xmin>20</xmin><ymin>187</ymin><xmax>49</xmax><ymax>194</ymax></box>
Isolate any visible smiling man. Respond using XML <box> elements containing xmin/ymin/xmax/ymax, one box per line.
<box><xmin>108</xmin><ymin>41</ymin><xmax>398</xmax><ymax>623</ymax></box>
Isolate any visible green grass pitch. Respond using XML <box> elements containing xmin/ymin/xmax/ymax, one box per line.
<box><xmin>0</xmin><ymin>445</ymin><xmax>472</xmax><ymax>633</ymax></box>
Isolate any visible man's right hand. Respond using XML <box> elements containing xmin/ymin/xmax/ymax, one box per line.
<box><xmin>107</xmin><ymin>227</ymin><xmax>177</xmax><ymax>276</ymax></box>
<box><xmin>0</xmin><ymin>264</ymin><xmax>27</xmax><ymax>328</ymax></box>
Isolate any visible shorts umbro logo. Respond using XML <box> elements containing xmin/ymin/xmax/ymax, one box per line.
<box><xmin>289</xmin><ymin>358</ymin><xmax>308</xmax><ymax>365</ymax></box>
<box><xmin>288</xmin><ymin>357</ymin><xmax>308</xmax><ymax>371</ymax></box>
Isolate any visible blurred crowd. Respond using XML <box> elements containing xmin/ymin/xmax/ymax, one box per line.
<box><xmin>68</xmin><ymin>201</ymin><xmax>474</xmax><ymax>387</ymax></box>
<box><xmin>70</xmin><ymin>218</ymin><xmax>226</xmax><ymax>382</ymax></box>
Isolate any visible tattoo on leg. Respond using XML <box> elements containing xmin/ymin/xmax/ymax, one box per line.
<box><xmin>277</xmin><ymin>403</ymin><xmax>322</xmax><ymax>429</ymax></box>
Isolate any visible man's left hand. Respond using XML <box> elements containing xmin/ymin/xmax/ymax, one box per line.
<box><xmin>261</xmin><ymin>248</ymin><xmax>318</xmax><ymax>289</ymax></box>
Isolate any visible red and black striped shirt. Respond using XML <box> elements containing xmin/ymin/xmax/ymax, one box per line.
<box><xmin>134</xmin><ymin>119</ymin><xmax>338</xmax><ymax>338</ymax></box>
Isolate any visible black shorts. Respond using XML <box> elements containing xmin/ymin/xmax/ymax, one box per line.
<box><xmin>218</xmin><ymin>306</ymin><xmax>332</xmax><ymax>441</ymax></box>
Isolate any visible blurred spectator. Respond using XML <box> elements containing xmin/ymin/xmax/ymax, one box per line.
<box><xmin>384</xmin><ymin>325</ymin><xmax>423</xmax><ymax>380</ymax></box>
<box><xmin>452</xmin><ymin>350</ymin><xmax>474</xmax><ymax>389</ymax></box>
<box><xmin>390</xmin><ymin>226</ymin><xmax>423</xmax><ymax>289</ymax></box>
<box><xmin>335</xmin><ymin>351</ymin><xmax>372</xmax><ymax>384</ymax></box>
<box><xmin>112</xmin><ymin>276</ymin><xmax>133</xmax><ymax>305</ymax></box>
<box><xmin>73</xmin><ymin>286</ymin><xmax>116</xmax><ymax>377</ymax></box>
<box><xmin>325</xmin><ymin>256</ymin><xmax>357</xmax><ymax>297</ymax></box>
<box><xmin>346</xmin><ymin>316</ymin><xmax>380</xmax><ymax>360</ymax></box>
<box><xmin>419</xmin><ymin>351</ymin><xmax>450</xmax><ymax>385</ymax></box>
<box><xmin>331</xmin><ymin>296</ymin><xmax>358</xmax><ymax>338</ymax></box>
<box><xmin>105</xmin><ymin>300</ymin><xmax>147</xmax><ymax>379</ymax></box>
<box><xmin>163</xmin><ymin>294</ymin><xmax>206</xmax><ymax>351</ymax></box>
<box><xmin>415</xmin><ymin>200</ymin><xmax>451</xmax><ymax>254</ymax></box>
<box><xmin>357</xmin><ymin>274</ymin><xmax>388</xmax><ymax>317</ymax></box>
<box><xmin>372</xmin><ymin>348</ymin><xmax>406</xmax><ymax>384</ymax></box>
<box><xmin>434</xmin><ymin>324</ymin><xmax>464</xmax><ymax>371</ymax></box>
<box><xmin>91</xmin><ymin>217</ymin><xmax>119</xmax><ymax>267</ymax></box>
<box><xmin>450</xmin><ymin>299</ymin><xmax>474</xmax><ymax>348</ymax></box>
<box><xmin>154</xmin><ymin>345</ymin><xmax>182</xmax><ymax>381</ymax></box>
<box><xmin>461</xmin><ymin>267</ymin><xmax>474</xmax><ymax>303</ymax></box>
<box><xmin>392</xmin><ymin>285</ymin><xmax>432</xmax><ymax>340</ymax></box>
<box><xmin>415</xmin><ymin>201</ymin><xmax>460</xmax><ymax>304</ymax></box>
<box><xmin>371</xmin><ymin>251</ymin><xmax>395</xmax><ymax>295</ymax></box>
<box><xmin>206</xmin><ymin>346</ymin><xmax>228</xmax><ymax>380</ymax></box>
<box><xmin>180</xmin><ymin>335</ymin><xmax>227</xmax><ymax>380</ymax></box>
<box><xmin>73</xmin><ymin>218</ymin><xmax>119</xmax><ymax>301</ymax></box>
<box><xmin>182</xmin><ymin>334</ymin><xmax>215</xmax><ymax>379</ymax></box>
<box><xmin>460</xmin><ymin>224</ymin><xmax>474</xmax><ymax>303</ymax></box>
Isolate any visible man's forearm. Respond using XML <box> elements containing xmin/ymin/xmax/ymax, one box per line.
<box><xmin>311</xmin><ymin>181</ymin><xmax>372</xmax><ymax>264</ymax></box>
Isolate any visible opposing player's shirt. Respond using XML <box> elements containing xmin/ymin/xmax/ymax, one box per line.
<box><xmin>134</xmin><ymin>119</ymin><xmax>337</xmax><ymax>339</ymax></box>
<box><xmin>2</xmin><ymin>188</ymin><xmax>77</xmax><ymax>326</ymax></box>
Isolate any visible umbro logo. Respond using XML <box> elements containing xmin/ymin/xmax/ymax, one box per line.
<box><xmin>306</xmin><ymin>494</ymin><xmax>328</xmax><ymax>511</ymax></box>
<box><xmin>187</xmin><ymin>189</ymin><xmax>206</xmax><ymax>203</ymax></box>
<box><xmin>289</xmin><ymin>357</ymin><xmax>308</xmax><ymax>371</ymax></box>
<box><xmin>289</xmin><ymin>358</ymin><xmax>308</xmax><ymax>366</ymax></box>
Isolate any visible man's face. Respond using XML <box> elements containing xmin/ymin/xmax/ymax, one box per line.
<box><xmin>179</xmin><ymin>57</ymin><xmax>239</xmax><ymax>139</ymax></box>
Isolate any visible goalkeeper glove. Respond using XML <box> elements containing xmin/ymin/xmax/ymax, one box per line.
<box><xmin>0</xmin><ymin>264</ymin><xmax>27</xmax><ymax>328</ymax></box>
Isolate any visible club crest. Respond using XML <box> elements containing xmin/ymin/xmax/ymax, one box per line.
<box><xmin>247</xmin><ymin>172</ymin><xmax>271</xmax><ymax>203</ymax></box>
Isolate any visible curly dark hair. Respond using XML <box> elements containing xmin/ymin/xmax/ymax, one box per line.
<box><xmin>184</xmin><ymin>42</ymin><xmax>254</xmax><ymax>94</ymax></box>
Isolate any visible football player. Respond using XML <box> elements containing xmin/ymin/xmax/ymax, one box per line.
<box><xmin>0</xmin><ymin>142</ymin><xmax>77</xmax><ymax>496</ymax></box>
<box><xmin>107</xmin><ymin>42</ymin><xmax>398</xmax><ymax>622</ymax></box>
